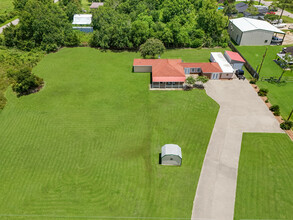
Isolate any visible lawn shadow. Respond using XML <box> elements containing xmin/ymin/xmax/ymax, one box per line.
<box><xmin>159</xmin><ymin>153</ymin><xmax>162</xmax><ymax>165</ymax></box>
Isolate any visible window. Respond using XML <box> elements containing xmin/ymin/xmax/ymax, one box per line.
<box><xmin>191</xmin><ymin>68</ymin><xmax>196</xmax><ymax>73</ymax></box>
<box><xmin>264</xmin><ymin>40</ymin><xmax>268</xmax><ymax>43</ymax></box>
<box><xmin>170</xmin><ymin>158</ymin><xmax>173</xmax><ymax>160</ymax></box>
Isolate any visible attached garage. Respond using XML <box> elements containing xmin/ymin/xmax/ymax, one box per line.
<box><xmin>210</xmin><ymin>52</ymin><xmax>234</xmax><ymax>79</ymax></box>
<box><xmin>224</xmin><ymin>51</ymin><xmax>245</xmax><ymax>70</ymax></box>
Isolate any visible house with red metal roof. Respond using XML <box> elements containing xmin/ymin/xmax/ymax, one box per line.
<box><xmin>133</xmin><ymin>59</ymin><xmax>224</xmax><ymax>89</ymax></box>
<box><xmin>224</xmin><ymin>51</ymin><xmax>245</xmax><ymax>70</ymax></box>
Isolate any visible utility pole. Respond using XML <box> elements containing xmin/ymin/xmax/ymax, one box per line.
<box><xmin>258</xmin><ymin>47</ymin><xmax>268</xmax><ymax>76</ymax></box>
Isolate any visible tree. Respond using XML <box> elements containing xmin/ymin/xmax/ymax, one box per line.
<box><xmin>246</xmin><ymin>5</ymin><xmax>259</xmax><ymax>15</ymax></box>
<box><xmin>272</xmin><ymin>0</ymin><xmax>293</xmax><ymax>22</ymax></box>
<box><xmin>223</xmin><ymin>4</ymin><xmax>237</xmax><ymax>17</ymax></box>
<box><xmin>7</xmin><ymin>67</ymin><xmax>43</xmax><ymax>96</ymax></box>
<box><xmin>139</xmin><ymin>38</ymin><xmax>165</xmax><ymax>58</ymax></box>
<box><xmin>278</xmin><ymin>53</ymin><xmax>293</xmax><ymax>82</ymax></box>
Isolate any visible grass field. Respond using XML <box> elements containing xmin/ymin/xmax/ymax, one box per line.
<box><xmin>234</xmin><ymin>133</ymin><xmax>293</xmax><ymax>220</ymax></box>
<box><xmin>0</xmin><ymin>47</ymin><xmax>219</xmax><ymax>219</ymax></box>
<box><xmin>0</xmin><ymin>0</ymin><xmax>13</xmax><ymax>13</ymax></box>
<box><xmin>237</xmin><ymin>45</ymin><xmax>293</xmax><ymax>119</ymax></box>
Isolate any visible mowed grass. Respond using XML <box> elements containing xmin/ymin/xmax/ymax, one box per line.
<box><xmin>0</xmin><ymin>47</ymin><xmax>219</xmax><ymax>219</ymax></box>
<box><xmin>234</xmin><ymin>133</ymin><xmax>293</xmax><ymax>220</ymax></box>
<box><xmin>237</xmin><ymin>45</ymin><xmax>293</xmax><ymax>119</ymax></box>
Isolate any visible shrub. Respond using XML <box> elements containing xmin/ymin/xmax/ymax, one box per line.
<box><xmin>273</xmin><ymin>110</ymin><xmax>280</xmax><ymax>116</ymax></box>
<box><xmin>280</xmin><ymin>121</ymin><xmax>293</xmax><ymax>130</ymax></box>
<box><xmin>7</xmin><ymin>67</ymin><xmax>43</xmax><ymax>96</ymax></box>
<box><xmin>265</xmin><ymin>99</ymin><xmax>269</xmax><ymax>103</ymax></box>
<box><xmin>196</xmin><ymin>76</ymin><xmax>209</xmax><ymax>83</ymax></box>
<box><xmin>270</xmin><ymin>105</ymin><xmax>280</xmax><ymax>112</ymax></box>
<box><xmin>249</xmin><ymin>78</ymin><xmax>257</xmax><ymax>84</ymax></box>
<box><xmin>258</xmin><ymin>88</ymin><xmax>268</xmax><ymax>96</ymax></box>
<box><xmin>186</xmin><ymin>76</ymin><xmax>196</xmax><ymax>85</ymax></box>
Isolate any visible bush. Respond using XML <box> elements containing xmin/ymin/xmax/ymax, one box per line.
<box><xmin>7</xmin><ymin>67</ymin><xmax>43</xmax><ymax>96</ymax></box>
<box><xmin>186</xmin><ymin>76</ymin><xmax>196</xmax><ymax>85</ymax></box>
<box><xmin>270</xmin><ymin>105</ymin><xmax>280</xmax><ymax>112</ymax></box>
<box><xmin>196</xmin><ymin>76</ymin><xmax>209</xmax><ymax>83</ymax></box>
<box><xmin>280</xmin><ymin>121</ymin><xmax>293</xmax><ymax>130</ymax></box>
<box><xmin>265</xmin><ymin>99</ymin><xmax>269</xmax><ymax>103</ymax></box>
<box><xmin>139</xmin><ymin>38</ymin><xmax>165</xmax><ymax>58</ymax></box>
<box><xmin>258</xmin><ymin>88</ymin><xmax>268</xmax><ymax>96</ymax></box>
<box><xmin>249</xmin><ymin>78</ymin><xmax>257</xmax><ymax>84</ymax></box>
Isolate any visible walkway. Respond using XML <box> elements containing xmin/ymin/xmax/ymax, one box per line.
<box><xmin>0</xmin><ymin>19</ymin><xmax>19</xmax><ymax>34</ymax></box>
<box><xmin>191</xmin><ymin>80</ymin><xmax>283</xmax><ymax>220</ymax></box>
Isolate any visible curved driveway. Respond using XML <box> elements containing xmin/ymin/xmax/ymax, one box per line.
<box><xmin>192</xmin><ymin>80</ymin><xmax>283</xmax><ymax>220</ymax></box>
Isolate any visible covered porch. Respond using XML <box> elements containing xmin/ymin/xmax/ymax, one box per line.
<box><xmin>151</xmin><ymin>82</ymin><xmax>184</xmax><ymax>89</ymax></box>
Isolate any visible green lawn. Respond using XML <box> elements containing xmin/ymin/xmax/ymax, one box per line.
<box><xmin>234</xmin><ymin>133</ymin><xmax>293</xmax><ymax>220</ymax></box>
<box><xmin>81</xmin><ymin>0</ymin><xmax>91</xmax><ymax>12</ymax></box>
<box><xmin>0</xmin><ymin>47</ymin><xmax>219</xmax><ymax>219</ymax></box>
<box><xmin>0</xmin><ymin>0</ymin><xmax>13</xmax><ymax>13</ymax></box>
<box><xmin>282</xmin><ymin>15</ymin><xmax>293</xmax><ymax>23</ymax></box>
<box><xmin>237</xmin><ymin>45</ymin><xmax>293</xmax><ymax>119</ymax></box>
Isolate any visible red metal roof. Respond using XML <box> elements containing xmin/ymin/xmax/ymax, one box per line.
<box><xmin>133</xmin><ymin>59</ymin><xmax>223</xmax><ymax>82</ymax></box>
<box><xmin>225</xmin><ymin>51</ymin><xmax>245</xmax><ymax>63</ymax></box>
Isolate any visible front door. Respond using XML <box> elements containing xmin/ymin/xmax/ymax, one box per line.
<box><xmin>212</xmin><ymin>73</ymin><xmax>220</xmax><ymax>80</ymax></box>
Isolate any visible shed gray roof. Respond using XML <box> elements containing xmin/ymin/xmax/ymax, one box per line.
<box><xmin>230</xmin><ymin>18</ymin><xmax>285</xmax><ymax>34</ymax></box>
<box><xmin>161</xmin><ymin>144</ymin><xmax>182</xmax><ymax>158</ymax></box>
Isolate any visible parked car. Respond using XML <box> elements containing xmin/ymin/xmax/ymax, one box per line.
<box><xmin>235</xmin><ymin>69</ymin><xmax>245</xmax><ymax>80</ymax></box>
<box><xmin>271</xmin><ymin>36</ymin><xmax>283</xmax><ymax>43</ymax></box>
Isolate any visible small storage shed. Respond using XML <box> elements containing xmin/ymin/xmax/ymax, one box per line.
<box><xmin>161</xmin><ymin>144</ymin><xmax>182</xmax><ymax>166</ymax></box>
<box><xmin>224</xmin><ymin>51</ymin><xmax>245</xmax><ymax>70</ymax></box>
<box><xmin>210</xmin><ymin>52</ymin><xmax>234</xmax><ymax>79</ymax></box>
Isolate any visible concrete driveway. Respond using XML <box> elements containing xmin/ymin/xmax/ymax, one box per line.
<box><xmin>191</xmin><ymin>80</ymin><xmax>283</xmax><ymax>220</ymax></box>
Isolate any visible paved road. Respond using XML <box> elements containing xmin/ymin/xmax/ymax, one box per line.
<box><xmin>191</xmin><ymin>80</ymin><xmax>283</xmax><ymax>220</ymax></box>
<box><xmin>0</xmin><ymin>19</ymin><xmax>19</xmax><ymax>34</ymax></box>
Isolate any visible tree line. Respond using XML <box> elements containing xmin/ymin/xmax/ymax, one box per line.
<box><xmin>3</xmin><ymin>0</ymin><xmax>229</xmax><ymax>52</ymax></box>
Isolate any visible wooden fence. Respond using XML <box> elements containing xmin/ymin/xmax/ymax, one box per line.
<box><xmin>228</xmin><ymin>42</ymin><xmax>259</xmax><ymax>79</ymax></box>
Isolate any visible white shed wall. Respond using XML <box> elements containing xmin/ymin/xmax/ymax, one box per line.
<box><xmin>240</xmin><ymin>30</ymin><xmax>274</xmax><ymax>46</ymax></box>
<box><xmin>228</xmin><ymin>22</ymin><xmax>243</xmax><ymax>45</ymax></box>
<box><xmin>133</xmin><ymin>66</ymin><xmax>152</xmax><ymax>72</ymax></box>
<box><xmin>161</xmin><ymin>155</ymin><xmax>182</xmax><ymax>166</ymax></box>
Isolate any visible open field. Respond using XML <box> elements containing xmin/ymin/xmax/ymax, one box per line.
<box><xmin>0</xmin><ymin>47</ymin><xmax>219</xmax><ymax>219</ymax></box>
<box><xmin>234</xmin><ymin>133</ymin><xmax>293</xmax><ymax>220</ymax></box>
<box><xmin>0</xmin><ymin>0</ymin><xmax>13</xmax><ymax>13</ymax></box>
<box><xmin>237</xmin><ymin>45</ymin><xmax>293</xmax><ymax>119</ymax></box>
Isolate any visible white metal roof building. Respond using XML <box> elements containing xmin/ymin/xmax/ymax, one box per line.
<box><xmin>72</xmin><ymin>14</ymin><xmax>92</xmax><ymax>25</ymax></box>
<box><xmin>210</xmin><ymin>52</ymin><xmax>234</xmax><ymax>74</ymax></box>
<box><xmin>228</xmin><ymin>18</ymin><xmax>285</xmax><ymax>46</ymax></box>
<box><xmin>161</xmin><ymin>144</ymin><xmax>182</xmax><ymax>166</ymax></box>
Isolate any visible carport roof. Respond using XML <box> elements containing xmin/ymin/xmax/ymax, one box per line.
<box><xmin>230</xmin><ymin>18</ymin><xmax>285</xmax><ymax>34</ymax></box>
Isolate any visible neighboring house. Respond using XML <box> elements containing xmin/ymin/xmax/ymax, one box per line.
<box><xmin>133</xmin><ymin>59</ymin><xmax>224</xmax><ymax>88</ymax></box>
<box><xmin>228</xmin><ymin>18</ymin><xmax>285</xmax><ymax>46</ymax></box>
<box><xmin>161</xmin><ymin>144</ymin><xmax>182</xmax><ymax>166</ymax></box>
<box><xmin>224</xmin><ymin>51</ymin><xmax>245</xmax><ymax>70</ymax></box>
<box><xmin>90</xmin><ymin>2</ymin><xmax>104</xmax><ymax>9</ymax></box>
<box><xmin>210</xmin><ymin>52</ymin><xmax>234</xmax><ymax>79</ymax></box>
<box><xmin>235</xmin><ymin>3</ymin><xmax>268</xmax><ymax>19</ymax></box>
<box><xmin>72</xmin><ymin>14</ymin><xmax>93</xmax><ymax>33</ymax></box>
<box><xmin>276</xmin><ymin>46</ymin><xmax>293</xmax><ymax>65</ymax></box>
<box><xmin>235</xmin><ymin>2</ymin><xmax>248</xmax><ymax>13</ymax></box>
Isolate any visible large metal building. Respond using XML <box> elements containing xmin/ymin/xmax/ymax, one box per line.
<box><xmin>228</xmin><ymin>18</ymin><xmax>285</xmax><ymax>46</ymax></box>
